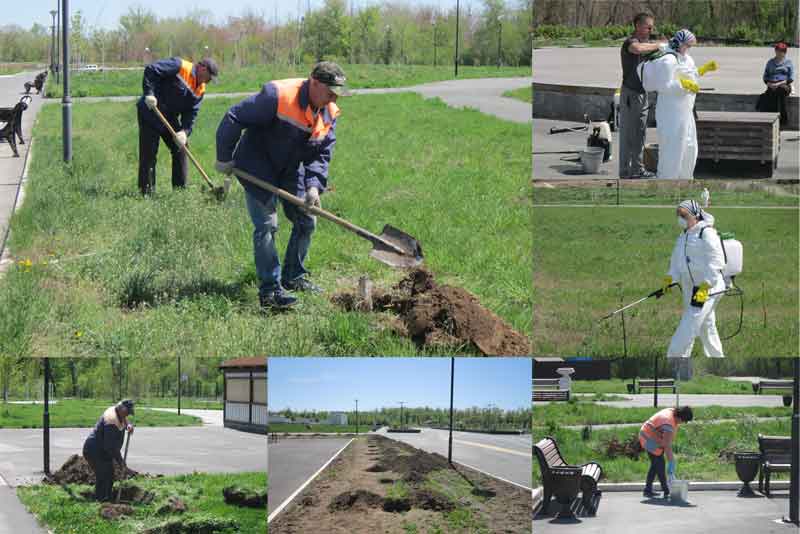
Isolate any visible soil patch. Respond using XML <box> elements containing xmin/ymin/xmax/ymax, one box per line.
<box><xmin>46</xmin><ymin>454</ymin><xmax>140</xmax><ymax>485</ymax></box>
<box><xmin>117</xmin><ymin>484</ymin><xmax>155</xmax><ymax>505</ymax></box>
<box><xmin>410</xmin><ymin>489</ymin><xmax>455</xmax><ymax>512</ymax></box>
<box><xmin>222</xmin><ymin>486</ymin><xmax>267</xmax><ymax>509</ymax></box>
<box><xmin>141</xmin><ymin>517</ymin><xmax>239</xmax><ymax>534</ymax></box>
<box><xmin>382</xmin><ymin>497</ymin><xmax>411</xmax><ymax>512</ymax></box>
<box><xmin>328</xmin><ymin>489</ymin><xmax>383</xmax><ymax>512</ymax></box>
<box><xmin>332</xmin><ymin>268</ymin><xmax>530</xmax><ymax>355</ymax></box>
<box><xmin>157</xmin><ymin>496</ymin><xmax>188</xmax><ymax>515</ymax></box>
<box><xmin>603</xmin><ymin>435</ymin><xmax>642</xmax><ymax>459</ymax></box>
<box><xmin>99</xmin><ymin>503</ymin><xmax>134</xmax><ymax>520</ymax></box>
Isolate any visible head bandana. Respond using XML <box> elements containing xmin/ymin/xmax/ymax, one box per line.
<box><xmin>678</xmin><ymin>199</ymin><xmax>704</xmax><ymax>220</ymax></box>
<box><xmin>670</xmin><ymin>29</ymin><xmax>696</xmax><ymax>51</ymax></box>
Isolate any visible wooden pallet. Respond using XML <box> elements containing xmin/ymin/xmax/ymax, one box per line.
<box><xmin>696</xmin><ymin>111</ymin><xmax>780</xmax><ymax>173</ymax></box>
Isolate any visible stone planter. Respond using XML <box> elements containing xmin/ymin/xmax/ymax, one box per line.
<box><xmin>550</xmin><ymin>466</ymin><xmax>582</xmax><ymax>519</ymax></box>
<box><xmin>734</xmin><ymin>452</ymin><xmax>761</xmax><ymax>497</ymax></box>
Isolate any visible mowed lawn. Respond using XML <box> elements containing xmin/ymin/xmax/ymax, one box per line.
<box><xmin>503</xmin><ymin>86</ymin><xmax>532</xmax><ymax>103</ymax></box>
<box><xmin>0</xmin><ymin>399</ymin><xmax>201</xmax><ymax>428</ymax></box>
<box><xmin>17</xmin><ymin>472</ymin><xmax>266</xmax><ymax>534</ymax></box>
<box><xmin>44</xmin><ymin>63</ymin><xmax>532</xmax><ymax>98</ymax></box>
<box><xmin>532</xmin><ymin>206</ymin><xmax>799</xmax><ymax>359</ymax></box>
<box><xmin>0</xmin><ymin>93</ymin><xmax>531</xmax><ymax>357</ymax></box>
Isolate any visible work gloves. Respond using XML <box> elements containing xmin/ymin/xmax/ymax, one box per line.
<box><xmin>697</xmin><ymin>60</ymin><xmax>718</xmax><ymax>77</ymax></box>
<box><xmin>305</xmin><ymin>186</ymin><xmax>321</xmax><ymax>208</ymax></box>
<box><xmin>144</xmin><ymin>95</ymin><xmax>157</xmax><ymax>110</ymax></box>
<box><xmin>174</xmin><ymin>130</ymin><xmax>187</xmax><ymax>149</ymax></box>
<box><xmin>215</xmin><ymin>161</ymin><xmax>234</xmax><ymax>175</ymax></box>
<box><xmin>693</xmin><ymin>282</ymin><xmax>711</xmax><ymax>304</ymax></box>
<box><xmin>679</xmin><ymin>77</ymin><xmax>700</xmax><ymax>94</ymax></box>
<box><xmin>126</xmin><ymin>423</ymin><xmax>134</xmax><ymax>434</ymax></box>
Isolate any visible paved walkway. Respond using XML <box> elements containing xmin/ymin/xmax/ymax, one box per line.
<box><xmin>146</xmin><ymin>408</ymin><xmax>223</xmax><ymax>426</ymax></box>
<box><xmin>598</xmin><ymin>393</ymin><xmax>788</xmax><ymax>408</ymax></box>
<box><xmin>0</xmin><ymin>71</ymin><xmax>44</xmax><ymax>269</ymax></box>
<box><xmin>0</xmin><ymin>486</ymin><xmax>47</xmax><ymax>534</ymax></box>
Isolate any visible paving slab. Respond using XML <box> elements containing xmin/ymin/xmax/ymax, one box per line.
<box><xmin>533</xmin><ymin>490</ymin><xmax>797</xmax><ymax>534</ymax></box>
<box><xmin>0</xmin><ymin>487</ymin><xmax>47</xmax><ymax>534</ymax></box>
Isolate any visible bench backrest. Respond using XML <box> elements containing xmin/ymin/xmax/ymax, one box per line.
<box><xmin>638</xmin><ymin>378</ymin><xmax>674</xmax><ymax>386</ymax></box>
<box><xmin>533</xmin><ymin>378</ymin><xmax>564</xmax><ymax>391</ymax></box>
<box><xmin>759</xmin><ymin>380</ymin><xmax>793</xmax><ymax>388</ymax></box>
<box><xmin>758</xmin><ymin>434</ymin><xmax>792</xmax><ymax>464</ymax></box>
<box><xmin>533</xmin><ymin>436</ymin><xmax>567</xmax><ymax>482</ymax></box>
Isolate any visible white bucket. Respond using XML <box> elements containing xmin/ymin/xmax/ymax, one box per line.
<box><xmin>581</xmin><ymin>147</ymin><xmax>605</xmax><ymax>174</ymax></box>
<box><xmin>669</xmin><ymin>479</ymin><xmax>689</xmax><ymax>502</ymax></box>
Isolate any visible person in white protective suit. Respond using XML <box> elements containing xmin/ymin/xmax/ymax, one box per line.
<box><xmin>662</xmin><ymin>200</ymin><xmax>726</xmax><ymax>360</ymax></box>
<box><xmin>637</xmin><ymin>30</ymin><xmax>718</xmax><ymax>179</ymax></box>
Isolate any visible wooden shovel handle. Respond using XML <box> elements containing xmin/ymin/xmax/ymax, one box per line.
<box><xmin>232</xmin><ymin>168</ymin><xmax>406</xmax><ymax>255</ymax></box>
<box><xmin>150</xmin><ymin>105</ymin><xmax>216</xmax><ymax>190</ymax></box>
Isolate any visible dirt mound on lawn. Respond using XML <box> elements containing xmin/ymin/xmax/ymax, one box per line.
<box><xmin>328</xmin><ymin>490</ymin><xmax>383</xmax><ymax>512</ymax></box>
<box><xmin>332</xmin><ymin>268</ymin><xmax>530</xmax><ymax>356</ymax></box>
<box><xmin>141</xmin><ymin>517</ymin><xmax>239</xmax><ymax>534</ymax></box>
<box><xmin>99</xmin><ymin>503</ymin><xmax>134</xmax><ymax>520</ymax></box>
<box><xmin>222</xmin><ymin>486</ymin><xmax>266</xmax><ymax>508</ymax></box>
<box><xmin>46</xmin><ymin>454</ymin><xmax>139</xmax><ymax>485</ymax></box>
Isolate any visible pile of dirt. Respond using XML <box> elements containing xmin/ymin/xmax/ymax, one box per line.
<box><xmin>157</xmin><ymin>497</ymin><xmax>188</xmax><ymax>515</ymax></box>
<box><xmin>332</xmin><ymin>268</ymin><xmax>530</xmax><ymax>355</ymax></box>
<box><xmin>99</xmin><ymin>503</ymin><xmax>134</xmax><ymax>520</ymax></box>
<box><xmin>46</xmin><ymin>454</ymin><xmax>139</xmax><ymax>485</ymax></box>
<box><xmin>410</xmin><ymin>489</ymin><xmax>455</xmax><ymax>512</ymax></box>
<box><xmin>222</xmin><ymin>486</ymin><xmax>266</xmax><ymax>509</ymax></box>
<box><xmin>117</xmin><ymin>484</ymin><xmax>155</xmax><ymax>505</ymax></box>
<box><xmin>328</xmin><ymin>490</ymin><xmax>383</xmax><ymax>512</ymax></box>
<box><xmin>141</xmin><ymin>517</ymin><xmax>239</xmax><ymax>534</ymax></box>
<box><xmin>603</xmin><ymin>435</ymin><xmax>642</xmax><ymax>459</ymax></box>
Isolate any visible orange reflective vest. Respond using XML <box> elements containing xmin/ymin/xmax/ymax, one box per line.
<box><xmin>176</xmin><ymin>59</ymin><xmax>206</xmax><ymax>98</ymax></box>
<box><xmin>272</xmin><ymin>78</ymin><xmax>340</xmax><ymax>141</ymax></box>
<box><xmin>639</xmin><ymin>408</ymin><xmax>678</xmax><ymax>456</ymax></box>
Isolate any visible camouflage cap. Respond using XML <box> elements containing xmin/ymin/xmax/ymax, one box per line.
<box><xmin>198</xmin><ymin>57</ymin><xmax>219</xmax><ymax>79</ymax></box>
<box><xmin>311</xmin><ymin>61</ymin><xmax>348</xmax><ymax>95</ymax></box>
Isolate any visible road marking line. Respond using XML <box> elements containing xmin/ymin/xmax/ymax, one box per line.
<box><xmin>453</xmin><ymin>438</ymin><xmax>529</xmax><ymax>458</ymax></box>
<box><xmin>453</xmin><ymin>460</ymin><xmax>532</xmax><ymax>491</ymax></box>
<box><xmin>267</xmin><ymin>437</ymin><xmax>354</xmax><ymax>524</ymax></box>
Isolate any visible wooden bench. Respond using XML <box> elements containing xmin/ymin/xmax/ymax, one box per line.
<box><xmin>631</xmin><ymin>378</ymin><xmax>676</xmax><ymax>394</ymax></box>
<box><xmin>758</xmin><ymin>434</ymin><xmax>791</xmax><ymax>496</ymax></box>
<box><xmin>23</xmin><ymin>71</ymin><xmax>47</xmax><ymax>95</ymax></box>
<box><xmin>0</xmin><ymin>96</ymin><xmax>30</xmax><ymax>157</ymax></box>
<box><xmin>534</xmin><ymin>436</ymin><xmax>603</xmax><ymax>515</ymax></box>
<box><xmin>695</xmin><ymin>111</ymin><xmax>780</xmax><ymax>176</ymax></box>
<box><xmin>533</xmin><ymin>378</ymin><xmax>570</xmax><ymax>402</ymax></box>
<box><xmin>753</xmin><ymin>379</ymin><xmax>793</xmax><ymax>395</ymax></box>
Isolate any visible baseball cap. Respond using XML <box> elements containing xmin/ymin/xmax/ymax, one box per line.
<box><xmin>198</xmin><ymin>58</ymin><xmax>219</xmax><ymax>79</ymax></box>
<box><xmin>775</xmin><ymin>42</ymin><xmax>788</xmax><ymax>51</ymax></box>
<box><xmin>311</xmin><ymin>61</ymin><xmax>348</xmax><ymax>96</ymax></box>
<box><xmin>119</xmin><ymin>399</ymin><xmax>135</xmax><ymax>415</ymax></box>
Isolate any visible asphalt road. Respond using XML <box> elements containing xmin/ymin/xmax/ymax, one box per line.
<box><xmin>267</xmin><ymin>436</ymin><xmax>352</xmax><ymax>515</ymax></box>
<box><xmin>0</xmin><ymin>426</ymin><xmax>266</xmax><ymax>487</ymax></box>
<box><xmin>377</xmin><ymin>427</ymin><xmax>532</xmax><ymax>489</ymax></box>
<box><xmin>534</xmin><ymin>490</ymin><xmax>795</xmax><ymax>534</ymax></box>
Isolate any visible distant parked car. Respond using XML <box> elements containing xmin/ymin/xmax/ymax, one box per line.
<box><xmin>81</xmin><ymin>64</ymin><xmax>99</xmax><ymax>72</ymax></box>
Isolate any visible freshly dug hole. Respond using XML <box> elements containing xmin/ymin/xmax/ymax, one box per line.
<box><xmin>328</xmin><ymin>490</ymin><xmax>383</xmax><ymax>511</ymax></box>
<box><xmin>141</xmin><ymin>516</ymin><xmax>240</xmax><ymax>534</ymax></box>
<box><xmin>222</xmin><ymin>486</ymin><xmax>267</xmax><ymax>508</ymax></box>
<box><xmin>99</xmin><ymin>503</ymin><xmax>134</xmax><ymax>520</ymax></box>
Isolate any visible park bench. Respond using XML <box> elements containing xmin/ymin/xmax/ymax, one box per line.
<box><xmin>534</xmin><ymin>436</ymin><xmax>603</xmax><ymax>515</ymax></box>
<box><xmin>695</xmin><ymin>111</ymin><xmax>781</xmax><ymax>177</ymax></box>
<box><xmin>630</xmin><ymin>378</ymin><xmax>676</xmax><ymax>394</ymax></box>
<box><xmin>0</xmin><ymin>95</ymin><xmax>31</xmax><ymax>157</ymax></box>
<box><xmin>268</xmin><ymin>432</ymin><xmax>278</xmax><ymax>444</ymax></box>
<box><xmin>23</xmin><ymin>71</ymin><xmax>48</xmax><ymax>95</ymax></box>
<box><xmin>533</xmin><ymin>378</ymin><xmax>570</xmax><ymax>402</ymax></box>
<box><xmin>758</xmin><ymin>434</ymin><xmax>791</xmax><ymax>497</ymax></box>
<box><xmin>752</xmin><ymin>379</ymin><xmax>793</xmax><ymax>395</ymax></box>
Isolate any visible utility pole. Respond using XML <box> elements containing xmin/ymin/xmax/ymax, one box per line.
<box><xmin>61</xmin><ymin>0</ymin><xmax>72</xmax><ymax>162</ymax></box>
<box><xmin>177</xmin><ymin>356</ymin><xmax>182</xmax><ymax>415</ymax></box>
<box><xmin>398</xmin><ymin>401</ymin><xmax>406</xmax><ymax>430</ymax></box>
<box><xmin>56</xmin><ymin>0</ymin><xmax>61</xmax><ymax>84</ymax></box>
<box><xmin>49</xmin><ymin>10</ymin><xmax>57</xmax><ymax>75</ymax></box>
<box><xmin>43</xmin><ymin>358</ymin><xmax>51</xmax><ymax>476</ymax></box>
<box><xmin>432</xmin><ymin>18</ymin><xmax>437</xmax><ymax>67</ymax></box>
<box><xmin>355</xmin><ymin>399</ymin><xmax>359</xmax><ymax>435</ymax></box>
<box><xmin>454</xmin><ymin>0</ymin><xmax>460</xmax><ymax>77</ymax></box>
<box><xmin>497</xmin><ymin>16</ymin><xmax>503</xmax><ymax>68</ymax></box>
<box><xmin>448</xmin><ymin>357</ymin><xmax>454</xmax><ymax>463</ymax></box>
<box><xmin>785</xmin><ymin>357</ymin><xmax>799</xmax><ymax>525</ymax></box>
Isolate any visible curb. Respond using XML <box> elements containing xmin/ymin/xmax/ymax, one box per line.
<box><xmin>0</xmin><ymin>135</ymin><xmax>34</xmax><ymax>275</ymax></box>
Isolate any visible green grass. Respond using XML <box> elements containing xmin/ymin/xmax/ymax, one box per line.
<box><xmin>532</xmin><ymin>181</ymin><xmax>800</xmax><ymax>207</ymax></box>
<box><xmin>44</xmin><ymin>64</ymin><xmax>531</xmax><ymax>98</ymax></box>
<box><xmin>269</xmin><ymin>423</ymin><xmax>370</xmax><ymax>433</ymax></box>
<box><xmin>534</xmin><ymin>402</ymin><xmax>791</xmax><ymax>427</ymax></box>
<box><xmin>570</xmin><ymin>375</ymin><xmax>790</xmax><ymax>395</ymax></box>
<box><xmin>0</xmin><ymin>63</ymin><xmax>41</xmax><ymax>75</ymax></box>
<box><xmin>503</xmin><ymin>86</ymin><xmax>532</xmax><ymax>103</ymax></box>
<box><xmin>137</xmin><ymin>398</ymin><xmax>223</xmax><ymax>410</ymax></box>
<box><xmin>0</xmin><ymin>399</ymin><xmax>201</xmax><ymax>428</ymax></box>
<box><xmin>533</xmin><ymin>417</ymin><xmax>791</xmax><ymax>484</ymax></box>
<box><xmin>1</xmin><ymin>92</ymin><xmax>530</xmax><ymax>357</ymax></box>
<box><xmin>17</xmin><ymin>472</ymin><xmax>266</xmax><ymax>534</ymax></box>
<box><xmin>532</xmin><ymin>206</ymin><xmax>799</xmax><ymax>360</ymax></box>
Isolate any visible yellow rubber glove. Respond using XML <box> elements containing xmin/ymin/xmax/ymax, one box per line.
<box><xmin>679</xmin><ymin>77</ymin><xmax>700</xmax><ymax>93</ymax></box>
<box><xmin>694</xmin><ymin>282</ymin><xmax>711</xmax><ymax>304</ymax></box>
<box><xmin>697</xmin><ymin>60</ymin><xmax>718</xmax><ymax>77</ymax></box>
<box><xmin>662</xmin><ymin>276</ymin><xmax>674</xmax><ymax>295</ymax></box>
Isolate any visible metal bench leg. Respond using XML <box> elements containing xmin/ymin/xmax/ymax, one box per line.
<box><xmin>764</xmin><ymin>471</ymin><xmax>771</xmax><ymax>497</ymax></box>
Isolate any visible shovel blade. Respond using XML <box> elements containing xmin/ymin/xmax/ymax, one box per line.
<box><xmin>369</xmin><ymin>224</ymin><xmax>423</xmax><ymax>269</ymax></box>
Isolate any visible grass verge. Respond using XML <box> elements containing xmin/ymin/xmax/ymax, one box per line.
<box><xmin>503</xmin><ymin>86</ymin><xmax>532</xmax><ymax>103</ymax></box>
<box><xmin>0</xmin><ymin>399</ymin><xmax>201</xmax><ymax>428</ymax></box>
<box><xmin>17</xmin><ymin>472</ymin><xmax>266</xmax><ymax>534</ymax></box>
<box><xmin>269</xmin><ymin>423</ymin><xmax>372</xmax><ymax>433</ymax></box>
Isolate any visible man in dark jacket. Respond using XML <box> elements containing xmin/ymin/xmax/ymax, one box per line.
<box><xmin>137</xmin><ymin>56</ymin><xmax>218</xmax><ymax>195</ymax></box>
<box><xmin>82</xmin><ymin>400</ymin><xmax>135</xmax><ymax>501</ymax></box>
<box><xmin>215</xmin><ymin>62</ymin><xmax>345</xmax><ymax>310</ymax></box>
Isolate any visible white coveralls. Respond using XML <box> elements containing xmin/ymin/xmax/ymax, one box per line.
<box><xmin>638</xmin><ymin>52</ymin><xmax>699</xmax><ymax>179</ymax></box>
<box><xmin>666</xmin><ymin>217</ymin><xmax>726</xmax><ymax>359</ymax></box>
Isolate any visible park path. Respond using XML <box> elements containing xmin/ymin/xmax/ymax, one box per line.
<box><xmin>0</xmin><ymin>71</ymin><xmax>44</xmax><ymax>273</ymax></box>
<box><xmin>146</xmin><ymin>407</ymin><xmax>223</xmax><ymax>426</ymax></box>
<box><xmin>559</xmin><ymin>415</ymin><xmax>788</xmax><ymax>431</ymax></box>
<box><xmin>535</xmin><ymin>393</ymin><xmax>789</xmax><ymax>408</ymax></box>
<box><xmin>0</xmin><ymin>485</ymin><xmax>47</xmax><ymax>534</ymax></box>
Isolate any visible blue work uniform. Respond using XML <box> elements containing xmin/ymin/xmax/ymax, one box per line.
<box><xmin>216</xmin><ymin>78</ymin><xmax>339</xmax><ymax>294</ymax></box>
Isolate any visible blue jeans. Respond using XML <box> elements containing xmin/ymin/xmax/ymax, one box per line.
<box><xmin>245</xmin><ymin>188</ymin><xmax>316</xmax><ymax>296</ymax></box>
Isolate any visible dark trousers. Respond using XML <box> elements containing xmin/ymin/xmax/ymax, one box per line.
<box><xmin>83</xmin><ymin>445</ymin><xmax>114</xmax><ymax>502</ymax></box>
<box><xmin>756</xmin><ymin>86</ymin><xmax>791</xmax><ymax>126</ymax></box>
<box><xmin>137</xmin><ymin>112</ymin><xmax>188</xmax><ymax>195</ymax></box>
<box><xmin>645</xmin><ymin>451</ymin><xmax>669</xmax><ymax>493</ymax></box>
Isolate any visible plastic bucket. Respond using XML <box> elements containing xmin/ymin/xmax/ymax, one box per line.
<box><xmin>670</xmin><ymin>479</ymin><xmax>689</xmax><ymax>502</ymax></box>
<box><xmin>580</xmin><ymin>147</ymin><xmax>605</xmax><ymax>174</ymax></box>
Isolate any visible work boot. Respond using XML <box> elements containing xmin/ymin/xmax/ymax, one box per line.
<box><xmin>259</xmin><ymin>289</ymin><xmax>297</xmax><ymax>311</ymax></box>
<box><xmin>642</xmin><ymin>488</ymin><xmax>660</xmax><ymax>498</ymax></box>
<box><xmin>283</xmin><ymin>277</ymin><xmax>323</xmax><ymax>293</ymax></box>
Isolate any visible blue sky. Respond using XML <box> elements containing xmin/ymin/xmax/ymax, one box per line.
<box><xmin>268</xmin><ymin>357</ymin><xmax>531</xmax><ymax>412</ymax></box>
<box><xmin>13</xmin><ymin>1</ymin><xmax>472</xmax><ymax>31</ymax></box>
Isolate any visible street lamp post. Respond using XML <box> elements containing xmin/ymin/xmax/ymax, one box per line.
<box><xmin>448</xmin><ymin>357</ymin><xmax>454</xmax><ymax>463</ymax></box>
<box><xmin>454</xmin><ymin>0</ymin><xmax>460</xmax><ymax>77</ymax></box>
<box><xmin>355</xmin><ymin>399</ymin><xmax>359</xmax><ymax>435</ymax></box>
<box><xmin>432</xmin><ymin>19</ymin><xmax>437</xmax><ymax>67</ymax></box>
<box><xmin>43</xmin><ymin>358</ymin><xmax>51</xmax><ymax>476</ymax></box>
<box><xmin>786</xmin><ymin>357</ymin><xmax>799</xmax><ymax>524</ymax></box>
<box><xmin>55</xmin><ymin>0</ymin><xmax>60</xmax><ymax>83</ymax></box>
<box><xmin>61</xmin><ymin>0</ymin><xmax>72</xmax><ymax>162</ymax></box>
<box><xmin>49</xmin><ymin>10</ymin><xmax>57</xmax><ymax>75</ymax></box>
<box><xmin>497</xmin><ymin>17</ymin><xmax>503</xmax><ymax>68</ymax></box>
<box><xmin>398</xmin><ymin>401</ymin><xmax>406</xmax><ymax>430</ymax></box>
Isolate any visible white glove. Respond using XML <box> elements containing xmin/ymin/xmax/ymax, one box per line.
<box><xmin>174</xmin><ymin>130</ymin><xmax>187</xmax><ymax>149</ymax></box>
<box><xmin>126</xmin><ymin>423</ymin><xmax>134</xmax><ymax>434</ymax></box>
<box><xmin>305</xmin><ymin>187</ymin><xmax>321</xmax><ymax>208</ymax></box>
<box><xmin>144</xmin><ymin>95</ymin><xmax>157</xmax><ymax>110</ymax></box>
<box><xmin>215</xmin><ymin>160</ymin><xmax>234</xmax><ymax>175</ymax></box>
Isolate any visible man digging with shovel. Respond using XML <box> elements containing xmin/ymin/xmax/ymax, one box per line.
<box><xmin>215</xmin><ymin>62</ymin><xmax>345</xmax><ymax>310</ymax></box>
<box><xmin>82</xmin><ymin>400</ymin><xmax>135</xmax><ymax>502</ymax></box>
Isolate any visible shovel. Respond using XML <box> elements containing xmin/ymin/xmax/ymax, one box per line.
<box><xmin>232</xmin><ymin>167</ymin><xmax>423</xmax><ymax>268</ymax></box>
<box><xmin>150</xmin><ymin>106</ymin><xmax>230</xmax><ymax>200</ymax></box>
<box><xmin>115</xmin><ymin>429</ymin><xmax>131</xmax><ymax>503</ymax></box>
